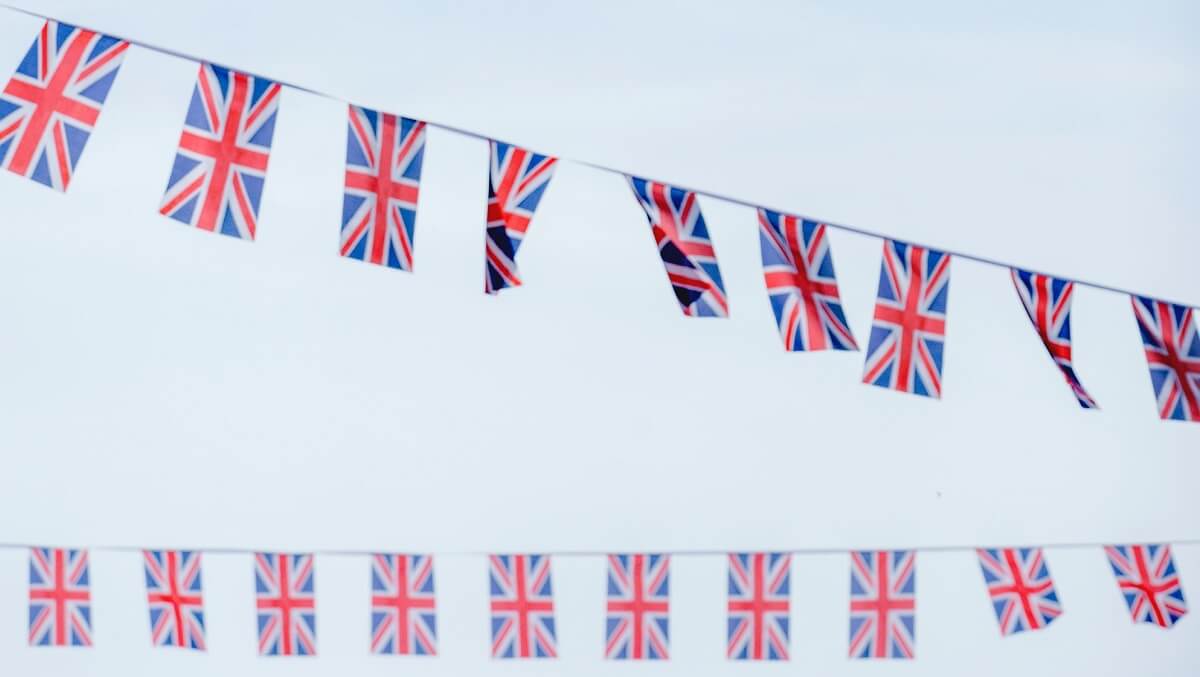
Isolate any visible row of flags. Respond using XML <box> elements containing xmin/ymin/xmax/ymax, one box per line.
<box><xmin>1</xmin><ymin>20</ymin><xmax>1198</xmax><ymax>422</ymax></box>
<box><xmin>23</xmin><ymin>545</ymin><xmax>1188</xmax><ymax>658</ymax></box>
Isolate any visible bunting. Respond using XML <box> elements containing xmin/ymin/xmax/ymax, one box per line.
<box><xmin>28</xmin><ymin>547</ymin><xmax>92</xmax><ymax>647</ymax></box>
<box><xmin>1130</xmin><ymin>297</ymin><xmax>1200</xmax><ymax>422</ymax></box>
<box><xmin>143</xmin><ymin>550</ymin><xmax>206</xmax><ymax>650</ymax></box>
<box><xmin>484</xmin><ymin>141</ymin><xmax>557</xmax><ymax>293</ymax></box>
<box><xmin>254</xmin><ymin>552</ymin><xmax>317</xmax><ymax>656</ymax></box>
<box><xmin>488</xmin><ymin>554</ymin><xmax>557</xmax><ymax>659</ymax></box>
<box><xmin>849</xmin><ymin>550</ymin><xmax>916</xmax><ymax>659</ymax></box>
<box><xmin>606</xmin><ymin>553</ymin><xmax>670</xmax><ymax>660</ymax></box>
<box><xmin>727</xmin><ymin>552</ymin><xmax>790</xmax><ymax>661</ymax></box>
<box><xmin>1105</xmin><ymin>545</ymin><xmax>1188</xmax><ymax>628</ymax></box>
<box><xmin>976</xmin><ymin>547</ymin><xmax>1061</xmax><ymax>636</ymax></box>
<box><xmin>370</xmin><ymin>553</ymin><xmax>437</xmax><ymax>655</ymax></box>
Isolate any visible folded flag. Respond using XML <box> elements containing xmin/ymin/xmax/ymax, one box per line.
<box><xmin>160</xmin><ymin>64</ymin><xmax>281</xmax><ymax>240</ymax></box>
<box><xmin>370</xmin><ymin>553</ymin><xmax>436</xmax><ymax>655</ymax></box>
<box><xmin>849</xmin><ymin>550</ymin><xmax>916</xmax><ymax>659</ymax></box>
<box><xmin>485</xmin><ymin>141</ymin><xmax>557</xmax><ymax>293</ymax></box>
<box><xmin>727</xmin><ymin>552</ymin><xmax>790</xmax><ymax>660</ymax></box>
<box><xmin>342</xmin><ymin>107</ymin><xmax>425</xmax><ymax>271</ymax></box>
<box><xmin>862</xmin><ymin>241</ymin><xmax>950</xmax><ymax>398</ymax></box>
<box><xmin>29</xmin><ymin>547</ymin><xmax>92</xmax><ymax>647</ymax></box>
<box><xmin>606</xmin><ymin>553</ymin><xmax>670</xmax><ymax>660</ymax></box>
<box><xmin>976</xmin><ymin>547</ymin><xmax>1061</xmax><ymax>636</ymax></box>
<box><xmin>1011</xmin><ymin>270</ymin><xmax>1098</xmax><ymax>408</ymax></box>
<box><xmin>628</xmin><ymin>177</ymin><xmax>728</xmax><ymax>317</ymax></box>
<box><xmin>489</xmin><ymin>554</ymin><xmax>557</xmax><ymax>658</ymax></box>
<box><xmin>1130</xmin><ymin>297</ymin><xmax>1200</xmax><ymax>422</ymax></box>
<box><xmin>757</xmin><ymin>209</ymin><xmax>857</xmax><ymax>351</ymax></box>
<box><xmin>1104</xmin><ymin>545</ymin><xmax>1187</xmax><ymax>628</ymax></box>
<box><xmin>144</xmin><ymin>550</ymin><xmax>206</xmax><ymax>650</ymax></box>
<box><xmin>0</xmin><ymin>21</ymin><xmax>128</xmax><ymax>191</ymax></box>
<box><xmin>254</xmin><ymin>553</ymin><xmax>316</xmax><ymax>656</ymax></box>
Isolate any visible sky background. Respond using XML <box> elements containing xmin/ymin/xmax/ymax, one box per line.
<box><xmin>0</xmin><ymin>0</ymin><xmax>1197</xmax><ymax>674</ymax></box>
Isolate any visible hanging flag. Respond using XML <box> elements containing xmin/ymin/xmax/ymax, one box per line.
<box><xmin>627</xmin><ymin>177</ymin><xmax>728</xmax><ymax>317</ymax></box>
<box><xmin>488</xmin><ymin>554</ymin><xmax>557</xmax><ymax>659</ymax></box>
<box><xmin>976</xmin><ymin>548</ymin><xmax>1061</xmax><ymax>636</ymax></box>
<box><xmin>254</xmin><ymin>553</ymin><xmax>317</xmax><ymax>656</ymax></box>
<box><xmin>0</xmin><ymin>21</ymin><xmax>128</xmax><ymax>191</ymax></box>
<box><xmin>727</xmin><ymin>552</ymin><xmax>790</xmax><ymax>661</ymax></box>
<box><xmin>484</xmin><ymin>141</ymin><xmax>557</xmax><ymax>294</ymax></box>
<box><xmin>849</xmin><ymin>550</ymin><xmax>915</xmax><ymax>659</ymax></box>
<box><xmin>1130</xmin><ymin>297</ymin><xmax>1200</xmax><ymax>422</ymax></box>
<box><xmin>862</xmin><ymin>241</ymin><xmax>950</xmax><ymax>398</ymax></box>
<box><xmin>1011</xmin><ymin>270</ymin><xmax>1097</xmax><ymax>408</ymax></box>
<box><xmin>143</xmin><ymin>550</ymin><xmax>206</xmax><ymax>650</ymax></box>
<box><xmin>605</xmin><ymin>553</ymin><xmax>670</xmax><ymax>660</ymax></box>
<box><xmin>28</xmin><ymin>547</ymin><xmax>92</xmax><ymax>647</ymax></box>
<box><xmin>159</xmin><ymin>63</ymin><xmax>281</xmax><ymax>240</ymax></box>
<box><xmin>757</xmin><ymin>209</ymin><xmax>857</xmax><ymax>351</ymax></box>
<box><xmin>370</xmin><ymin>553</ymin><xmax>436</xmax><ymax>656</ymax></box>
<box><xmin>1104</xmin><ymin>545</ymin><xmax>1188</xmax><ymax>628</ymax></box>
<box><xmin>341</xmin><ymin>106</ymin><xmax>425</xmax><ymax>271</ymax></box>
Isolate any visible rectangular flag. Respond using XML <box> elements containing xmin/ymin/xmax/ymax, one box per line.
<box><xmin>849</xmin><ymin>550</ymin><xmax>915</xmax><ymax>659</ymax></box>
<box><xmin>370</xmin><ymin>554</ymin><xmax>436</xmax><ymax>655</ymax></box>
<box><xmin>976</xmin><ymin>547</ymin><xmax>1061</xmax><ymax>636</ymax></box>
<box><xmin>28</xmin><ymin>547</ymin><xmax>92</xmax><ymax>647</ymax></box>
<box><xmin>254</xmin><ymin>552</ymin><xmax>316</xmax><ymax>656</ymax></box>
<box><xmin>484</xmin><ymin>141</ymin><xmax>557</xmax><ymax>294</ymax></box>
<box><xmin>160</xmin><ymin>63</ymin><xmax>281</xmax><ymax>240</ymax></box>
<box><xmin>0</xmin><ymin>20</ymin><xmax>128</xmax><ymax>191</ymax></box>
<box><xmin>489</xmin><ymin>554</ymin><xmax>557</xmax><ymax>658</ymax></box>
<box><xmin>606</xmin><ymin>553</ymin><xmax>670</xmax><ymax>660</ymax></box>
<box><xmin>1011</xmin><ymin>269</ymin><xmax>1097</xmax><ymax>408</ymax></box>
<box><xmin>1105</xmin><ymin>545</ymin><xmax>1187</xmax><ymax>628</ymax></box>
<box><xmin>144</xmin><ymin>550</ymin><xmax>206</xmax><ymax>650</ymax></box>
<box><xmin>1130</xmin><ymin>297</ymin><xmax>1200</xmax><ymax>422</ymax></box>
<box><xmin>727</xmin><ymin>552</ymin><xmax>790</xmax><ymax>660</ymax></box>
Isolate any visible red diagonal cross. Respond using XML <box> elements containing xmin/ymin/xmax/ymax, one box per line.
<box><xmin>256</xmin><ymin>556</ymin><xmax>313</xmax><ymax>655</ymax></box>
<box><xmin>147</xmin><ymin>552</ymin><xmax>202</xmax><ymax>647</ymax></box>
<box><xmin>728</xmin><ymin>554</ymin><xmax>788</xmax><ymax>660</ymax></box>
<box><xmin>607</xmin><ymin>555</ymin><xmax>669</xmax><ymax>659</ymax></box>
<box><xmin>989</xmin><ymin>550</ymin><xmax>1052</xmax><ymax>630</ymax></box>
<box><xmin>372</xmin><ymin>556</ymin><xmax>434</xmax><ymax>653</ymax></box>
<box><xmin>872</xmin><ymin>248</ymin><xmax>946</xmax><ymax>391</ymax></box>
<box><xmin>490</xmin><ymin>555</ymin><xmax>552</xmax><ymax>658</ymax></box>
<box><xmin>763</xmin><ymin>217</ymin><xmax>840</xmax><ymax>349</ymax></box>
<box><xmin>29</xmin><ymin>549</ymin><xmax>88</xmax><ymax>645</ymax></box>
<box><xmin>1145</xmin><ymin>302</ymin><xmax>1200</xmax><ymax>419</ymax></box>
<box><xmin>4</xmin><ymin>26</ymin><xmax>112</xmax><ymax>177</ymax></box>
<box><xmin>1121</xmin><ymin>547</ymin><xmax>1176</xmax><ymax>627</ymax></box>
<box><xmin>849</xmin><ymin>552</ymin><xmax>914</xmax><ymax>658</ymax></box>
<box><xmin>343</xmin><ymin>113</ymin><xmax>420</xmax><ymax>264</ymax></box>
<box><xmin>176</xmin><ymin>72</ymin><xmax>270</xmax><ymax>234</ymax></box>
<box><xmin>1032</xmin><ymin>276</ymin><xmax>1072</xmax><ymax>360</ymax></box>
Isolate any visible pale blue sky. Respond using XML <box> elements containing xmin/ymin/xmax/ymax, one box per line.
<box><xmin>0</xmin><ymin>1</ymin><xmax>1196</xmax><ymax>675</ymax></box>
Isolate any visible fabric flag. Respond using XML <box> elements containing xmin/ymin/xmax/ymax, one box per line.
<box><xmin>849</xmin><ymin>550</ymin><xmax>915</xmax><ymax>659</ymax></box>
<box><xmin>484</xmin><ymin>141</ymin><xmax>557</xmax><ymax>294</ymax></box>
<box><xmin>488</xmin><ymin>554</ymin><xmax>557</xmax><ymax>659</ymax></box>
<box><xmin>28</xmin><ymin>547</ymin><xmax>92</xmax><ymax>647</ymax></box>
<box><xmin>1105</xmin><ymin>545</ymin><xmax>1188</xmax><ymax>628</ymax></box>
<box><xmin>727</xmin><ymin>552</ymin><xmax>790</xmax><ymax>661</ymax></box>
<box><xmin>757</xmin><ymin>209</ymin><xmax>857</xmax><ymax>351</ymax></box>
<box><xmin>862</xmin><ymin>240</ymin><xmax>950</xmax><ymax>398</ymax></box>
<box><xmin>144</xmin><ymin>550</ymin><xmax>206</xmax><ymax>650</ymax></box>
<box><xmin>0</xmin><ymin>20</ymin><xmax>128</xmax><ymax>191</ymax></box>
<box><xmin>254</xmin><ymin>553</ymin><xmax>316</xmax><ymax>656</ymax></box>
<box><xmin>976</xmin><ymin>547</ymin><xmax>1061</xmax><ymax>636</ymax></box>
<box><xmin>606</xmin><ymin>553</ymin><xmax>670</xmax><ymax>660</ymax></box>
<box><xmin>627</xmin><ymin>177</ymin><xmax>728</xmax><ymax>317</ymax></box>
<box><xmin>370</xmin><ymin>553</ymin><xmax>436</xmax><ymax>656</ymax></box>
<box><xmin>1011</xmin><ymin>269</ymin><xmax>1097</xmax><ymax>408</ymax></box>
<box><xmin>341</xmin><ymin>106</ymin><xmax>426</xmax><ymax>271</ymax></box>
<box><xmin>1130</xmin><ymin>297</ymin><xmax>1200</xmax><ymax>422</ymax></box>
<box><xmin>160</xmin><ymin>63</ymin><xmax>281</xmax><ymax>240</ymax></box>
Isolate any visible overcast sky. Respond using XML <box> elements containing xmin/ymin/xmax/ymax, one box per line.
<box><xmin>0</xmin><ymin>1</ymin><xmax>1196</xmax><ymax>675</ymax></box>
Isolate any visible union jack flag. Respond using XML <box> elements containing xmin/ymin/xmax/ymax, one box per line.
<box><xmin>862</xmin><ymin>241</ymin><xmax>951</xmax><ymax>398</ymax></box>
<box><xmin>341</xmin><ymin>106</ymin><xmax>426</xmax><ymax>271</ymax></box>
<box><xmin>606</xmin><ymin>553</ymin><xmax>670</xmax><ymax>660</ymax></box>
<box><xmin>758</xmin><ymin>209</ymin><xmax>857</xmax><ymax>351</ymax></box>
<box><xmin>489</xmin><ymin>554</ymin><xmax>557</xmax><ymax>658</ymax></box>
<box><xmin>254</xmin><ymin>553</ymin><xmax>316</xmax><ymax>656</ymax></box>
<box><xmin>160</xmin><ymin>63</ymin><xmax>281</xmax><ymax>240</ymax></box>
<box><xmin>0</xmin><ymin>21</ymin><xmax>128</xmax><ymax>191</ymax></box>
<box><xmin>727</xmin><ymin>552</ymin><xmax>790</xmax><ymax>661</ymax></box>
<box><xmin>28</xmin><ymin>547</ymin><xmax>92</xmax><ymax>647</ymax></box>
<box><xmin>1105</xmin><ymin>544</ymin><xmax>1188</xmax><ymax>628</ymax></box>
<box><xmin>144</xmin><ymin>550</ymin><xmax>206</xmax><ymax>650</ymax></box>
<box><xmin>1011</xmin><ymin>269</ymin><xmax>1097</xmax><ymax>408</ymax></box>
<box><xmin>485</xmin><ymin>141</ymin><xmax>557</xmax><ymax>294</ymax></box>
<box><xmin>849</xmin><ymin>550</ymin><xmax>915</xmax><ymax>659</ymax></box>
<box><xmin>976</xmin><ymin>547</ymin><xmax>1061</xmax><ymax>637</ymax></box>
<box><xmin>628</xmin><ymin>177</ymin><xmax>728</xmax><ymax>317</ymax></box>
<box><xmin>1130</xmin><ymin>296</ymin><xmax>1200</xmax><ymax>422</ymax></box>
<box><xmin>371</xmin><ymin>553</ymin><xmax>436</xmax><ymax>655</ymax></box>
